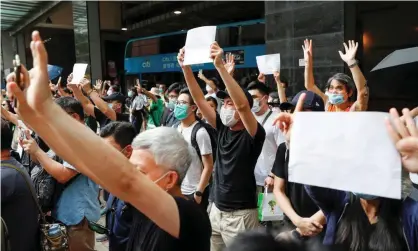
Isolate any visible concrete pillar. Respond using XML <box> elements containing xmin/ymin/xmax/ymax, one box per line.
<box><xmin>265</xmin><ymin>1</ymin><xmax>345</xmax><ymax>96</ymax></box>
<box><xmin>72</xmin><ymin>1</ymin><xmax>102</xmax><ymax>81</ymax></box>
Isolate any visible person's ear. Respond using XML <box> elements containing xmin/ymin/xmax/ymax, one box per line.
<box><xmin>124</xmin><ymin>145</ymin><xmax>133</xmax><ymax>159</ymax></box>
<box><xmin>165</xmin><ymin>171</ymin><xmax>179</xmax><ymax>191</ymax></box>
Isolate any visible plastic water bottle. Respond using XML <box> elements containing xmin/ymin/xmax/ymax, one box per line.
<box><xmin>48</xmin><ymin>224</ymin><xmax>60</xmax><ymax>238</ymax></box>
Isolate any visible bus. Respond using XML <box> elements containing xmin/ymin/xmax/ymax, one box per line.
<box><xmin>124</xmin><ymin>19</ymin><xmax>266</xmax><ymax>89</ymax></box>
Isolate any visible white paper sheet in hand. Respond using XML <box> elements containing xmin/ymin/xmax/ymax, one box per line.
<box><xmin>256</xmin><ymin>54</ymin><xmax>281</xmax><ymax>75</ymax></box>
<box><xmin>288</xmin><ymin>112</ymin><xmax>401</xmax><ymax>199</ymax></box>
<box><xmin>72</xmin><ymin>63</ymin><xmax>88</xmax><ymax>84</ymax></box>
<box><xmin>184</xmin><ymin>26</ymin><xmax>217</xmax><ymax>66</ymax></box>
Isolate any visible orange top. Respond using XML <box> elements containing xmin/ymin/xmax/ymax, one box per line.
<box><xmin>327</xmin><ymin>102</ymin><xmax>354</xmax><ymax>112</ymax></box>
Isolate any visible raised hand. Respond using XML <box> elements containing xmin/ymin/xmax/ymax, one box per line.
<box><xmin>177</xmin><ymin>47</ymin><xmax>186</xmax><ymax>68</ymax></box>
<box><xmin>80</xmin><ymin>78</ymin><xmax>92</xmax><ymax>93</ymax></box>
<box><xmin>197</xmin><ymin>69</ymin><xmax>205</xmax><ymax>80</ymax></box>
<box><xmin>210</xmin><ymin>42</ymin><xmax>224</xmax><ymax>68</ymax></box>
<box><xmin>386</xmin><ymin>108</ymin><xmax>418</xmax><ymax>173</ymax></box>
<box><xmin>258</xmin><ymin>73</ymin><xmax>266</xmax><ymax>84</ymax></box>
<box><xmin>223</xmin><ymin>53</ymin><xmax>235</xmax><ymax>75</ymax></box>
<box><xmin>6</xmin><ymin>31</ymin><xmax>51</xmax><ymax>121</ymax></box>
<box><xmin>302</xmin><ymin>39</ymin><xmax>312</xmax><ymax>63</ymax></box>
<box><xmin>338</xmin><ymin>40</ymin><xmax>358</xmax><ymax>65</ymax></box>
<box><xmin>95</xmin><ymin>79</ymin><xmax>103</xmax><ymax>90</ymax></box>
<box><xmin>273</xmin><ymin>93</ymin><xmax>306</xmax><ymax>142</ymax></box>
<box><xmin>19</xmin><ymin>129</ymin><xmax>40</xmax><ymax>155</ymax></box>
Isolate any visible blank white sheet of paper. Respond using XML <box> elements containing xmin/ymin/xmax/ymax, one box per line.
<box><xmin>256</xmin><ymin>54</ymin><xmax>281</xmax><ymax>75</ymax></box>
<box><xmin>184</xmin><ymin>26</ymin><xmax>217</xmax><ymax>66</ymax></box>
<box><xmin>72</xmin><ymin>63</ymin><xmax>88</xmax><ymax>84</ymax></box>
<box><xmin>288</xmin><ymin>112</ymin><xmax>401</xmax><ymax>199</ymax></box>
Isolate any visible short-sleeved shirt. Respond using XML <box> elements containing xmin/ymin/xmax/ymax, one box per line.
<box><xmin>94</xmin><ymin>107</ymin><xmax>130</xmax><ymax>129</ymax></box>
<box><xmin>1</xmin><ymin>158</ymin><xmax>40</xmax><ymax>251</ymax></box>
<box><xmin>178</xmin><ymin>121</ymin><xmax>213</xmax><ymax>195</ymax></box>
<box><xmin>272</xmin><ymin>143</ymin><xmax>319</xmax><ymax>218</ymax></box>
<box><xmin>53</xmin><ymin>156</ymin><xmax>100</xmax><ymax>226</ymax></box>
<box><xmin>254</xmin><ymin>110</ymin><xmax>285</xmax><ymax>186</ymax></box>
<box><xmin>214</xmin><ymin>114</ymin><xmax>266</xmax><ymax>211</ymax></box>
<box><xmin>126</xmin><ymin>196</ymin><xmax>211</xmax><ymax>251</ymax></box>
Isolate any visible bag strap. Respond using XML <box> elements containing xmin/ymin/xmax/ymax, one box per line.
<box><xmin>1</xmin><ymin>163</ymin><xmax>46</xmax><ymax>223</ymax></box>
<box><xmin>191</xmin><ymin>122</ymin><xmax>204</xmax><ymax>160</ymax></box>
<box><xmin>261</xmin><ymin>111</ymin><xmax>273</xmax><ymax>127</ymax></box>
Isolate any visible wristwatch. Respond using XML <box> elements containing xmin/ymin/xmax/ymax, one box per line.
<box><xmin>195</xmin><ymin>191</ymin><xmax>203</xmax><ymax>197</ymax></box>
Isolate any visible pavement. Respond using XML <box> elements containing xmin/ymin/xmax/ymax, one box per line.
<box><xmin>95</xmin><ymin>215</ymin><xmax>109</xmax><ymax>251</ymax></box>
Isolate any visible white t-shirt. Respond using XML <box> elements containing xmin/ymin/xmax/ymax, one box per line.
<box><xmin>410</xmin><ymin>117</ymin><xmax>418</xmax><ymax>185</ymax></box>
<box><xmin>178</xmin><ymin>121</ymin><xmax>213</xmax><ymax>195</ymax></box>
<box><xmin>254</xmin><ymin>110</ymin><xmax>285</xmax><ymax>186</ymax></box>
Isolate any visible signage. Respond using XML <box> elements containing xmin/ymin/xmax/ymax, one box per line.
<box><xmin>125</xmin><ymin>44</ymin><xmax>265</xmax><ymax>74</ymax></box>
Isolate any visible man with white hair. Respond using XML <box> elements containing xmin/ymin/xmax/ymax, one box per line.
<box><xmin>6</xmin><ymin>30</ymin><xmax>211</xmax><ymax>251</ymax></box>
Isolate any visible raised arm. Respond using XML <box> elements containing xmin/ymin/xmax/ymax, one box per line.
<box><xmin>211</xmin><ymin>42</ymin><xmax>258</xmax><ymax>137</ymax></box>
<box><xmin>81</xmin><ymin>78</ymin><xmax>117</xmax><ymax>121</ymax></box>
<box><xmin>338</xmin><ymin>40</ymin><xmax>368</xmax><ymax>111</ymax></box>
<box><xmin>178</xmin><ymin>48</ymin><xmax>217</xmax><ymax>128</ymax></box>
<box><xmin>7</xmin><ymin>31</ymin><xmax>182</xmax><ymax>238</ymax></box>
<box><xmin>197</xmin><ymin>70</ymin><xmax>218</xmax><ymax>91</ymax></box>
<box><xmin>20</xmin><ymin>131</ymin><xmax>77</xmax><ymax>184</ymax></box>
<box><xmin>1</xmin><ymin>106</ymin><xmax>19</xmax><ymax>126</ymax></box>
<box><xmin>273</xmin><ymin>71</ymin><xmax>287</xmax><ymax>103</ymax></box>
<box><xmin>68</xmin><ymin>82</ymin><xmax>95</xmax><ymax>117</ymax></box>
<box><xmin>303</xmin><ymin>39</ymin><xmax>327</xmax><ymax>103</ymax></box>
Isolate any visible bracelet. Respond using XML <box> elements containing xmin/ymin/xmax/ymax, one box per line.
<box><xmin>348</xmin><ymin>60</ymin><xmax>359</xmax><ymax>68</ymax></box>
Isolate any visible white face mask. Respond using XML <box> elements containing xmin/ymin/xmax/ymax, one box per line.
<box><xmin>206</xmin><ymin>85</ymin><xmax>213</xmax><ymax>93</ymax></box>
<box><xmin>251</xmin><ymin>99</ymin><xmax>261</xmax><ymax>113</ymax></box>
<box><xmin>128</xmin><ymin>91</ymin><xmax>134</xmax><ymax>97</ymax></box>
<box><xmin>220</xmin><ymin>107</ymin><xmax>238</xmax><ymax>127</ymax></box>
<box><xmin>107</xmin><ymin>89</ymin><xmax>113</xmax><ymax>96</ymax></box>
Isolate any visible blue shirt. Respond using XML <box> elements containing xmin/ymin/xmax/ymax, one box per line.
<box><xmin>53</xmin><ymin>161</ymin><xmax>100</xmax><ymax>226</ymax></box>
<box><xmin>106</xmin><ymin>194</ymin><xmax>133</xmax><ymax>251</ymax></box>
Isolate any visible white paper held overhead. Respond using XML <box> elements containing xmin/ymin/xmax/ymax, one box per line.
<box><xmin>288</xmin><ymin>112</ymin><xmax>402</xmax><ymax>199</ymax></box>
<box><xmin>72</xmin><ymin>63</ymin><xmax>88</xmax><ymax>84</ymax></box>
<box><xmin>256</xmin><ymin>54</ymin><xmax>281</xmax><ymax>75</ymax></box>
<box><xmin>184</xmin><ymin>26</ymin><xmax>217</xmax><ymax>66</ymax></box>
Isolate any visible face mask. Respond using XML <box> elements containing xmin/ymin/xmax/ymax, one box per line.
<box><xmin>174</xmin><ymin>104</ymin><xmax>189</xmax><ymax>120</ymax></box>
<box><xmin>272</xmin><ymin>107</ymin><xmax>280</xmax><ymax>112</ymax></box>
<box><xmin>128</xmin><ymin>91</ymin><xmax>134</xmax><ymax>97</ymax></box>
<box><xmin>158</xmin><ymin>88</ymin><xmax>164</xmax><ymax>94</ymax></box>
<box><xmin>220</xmin><ymin>107</ymin><xmax>238</xmax><ymax>127</ymax></box>
<box><xmin>167</xmin><ymin>99</ymin><xmax>176</xmax><ymax>110</ymax></box>
<box><xmin>326</xmin><ymin>92</ymin><xmax>345</xmax><ymax>105</ymax></box>
<box><xmin>353</xmin><ymin>192</ymin><xmax>378</xmax><ymax>200</ymax></box>
<box><xmin>107</xmin><ymin>103</ymin><xmax>113</xmax><ymax>109</ymax></box>
<box><xmin>153</xmin><ymin>171</ymin><xmax>170</xmax><ymax>186</ymax></box>
<box><xmin>107</xmin><ymin>89</ymin><xmax>113</xmax><ymax>96</ymax></box>
<box><xmin>251</xmin><ymin>99</ymin><xmax>261</xmax><ymax>113</ymax></box>
<box><xmin>206</xmin><ymin>85</ymin><xmax>213</xmax><ymax>93</ymax></box>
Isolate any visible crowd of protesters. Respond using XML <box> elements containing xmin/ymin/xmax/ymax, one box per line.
<box><xmin>1</xmin><ymin>30</ymin><xmax>417</xmax><ymax>251</ymax></box>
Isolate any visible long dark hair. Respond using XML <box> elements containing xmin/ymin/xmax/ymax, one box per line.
<box><xmin>335</xmin><ymin>197</ymin><xmax>405</xmax><ymax>251</ymax></box>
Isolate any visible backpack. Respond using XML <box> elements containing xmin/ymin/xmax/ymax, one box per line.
<box><xmin>174</xmin><ymin>120</ymin><xmax>217</xmax><ymax>163</ymax></box>
<box><xmin>31</xmin><ymin>152</ymin><xmax>80</xmax><ymax>213</ymax></box>
<box><xmin>1</xmin><ymin>218</ymin><xmax>11</xmax><ymax>251</ymax></box>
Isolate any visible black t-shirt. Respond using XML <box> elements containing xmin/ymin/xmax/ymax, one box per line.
<box><xmin>126</xmin><ymin>197</ymin><xmax>211</xmax><ymax>251</ymax></box>
<box><xmin>272</xmin><ymin>143</ymin><xmax>319</xmax><ymax>218</ymax></box>
<box><xmin>94</xmin><ymin>107</ymin><xmax>130</xmax><ymax>128</ymax></box>
<box><xmin>214</xmin><ymin>114</ymin><xmax>266</xmax><ymax>211</ymax></box>
<box><xmin>1</xmin><ymin>158</ymin><xmax>40</xmax><ymax>251</ymax></box>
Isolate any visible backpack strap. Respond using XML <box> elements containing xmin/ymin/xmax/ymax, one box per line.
<box><xmin>261</xmin><ymin>111</ymin><xmax>273</xmax><ymax>127</ymax></box>
<box><xmin>1</xmin><ymin>163</ymin><xmax>46</xmax><ymax>223</ymax></box>
<box><xmin>191</xmin><ymin>122</ymin><xmax>204</xmax><ymax>161</ymax></box>
<box><xmin>1</xmin><ymin>217</ymin><xmax>11</xmax><ymax>251</ymax></box>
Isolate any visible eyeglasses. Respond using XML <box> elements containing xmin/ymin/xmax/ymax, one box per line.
<box><xmin>176</xmin><ymin>100</ymin><xmax>189</xmax><ymax>105</ymax></box>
